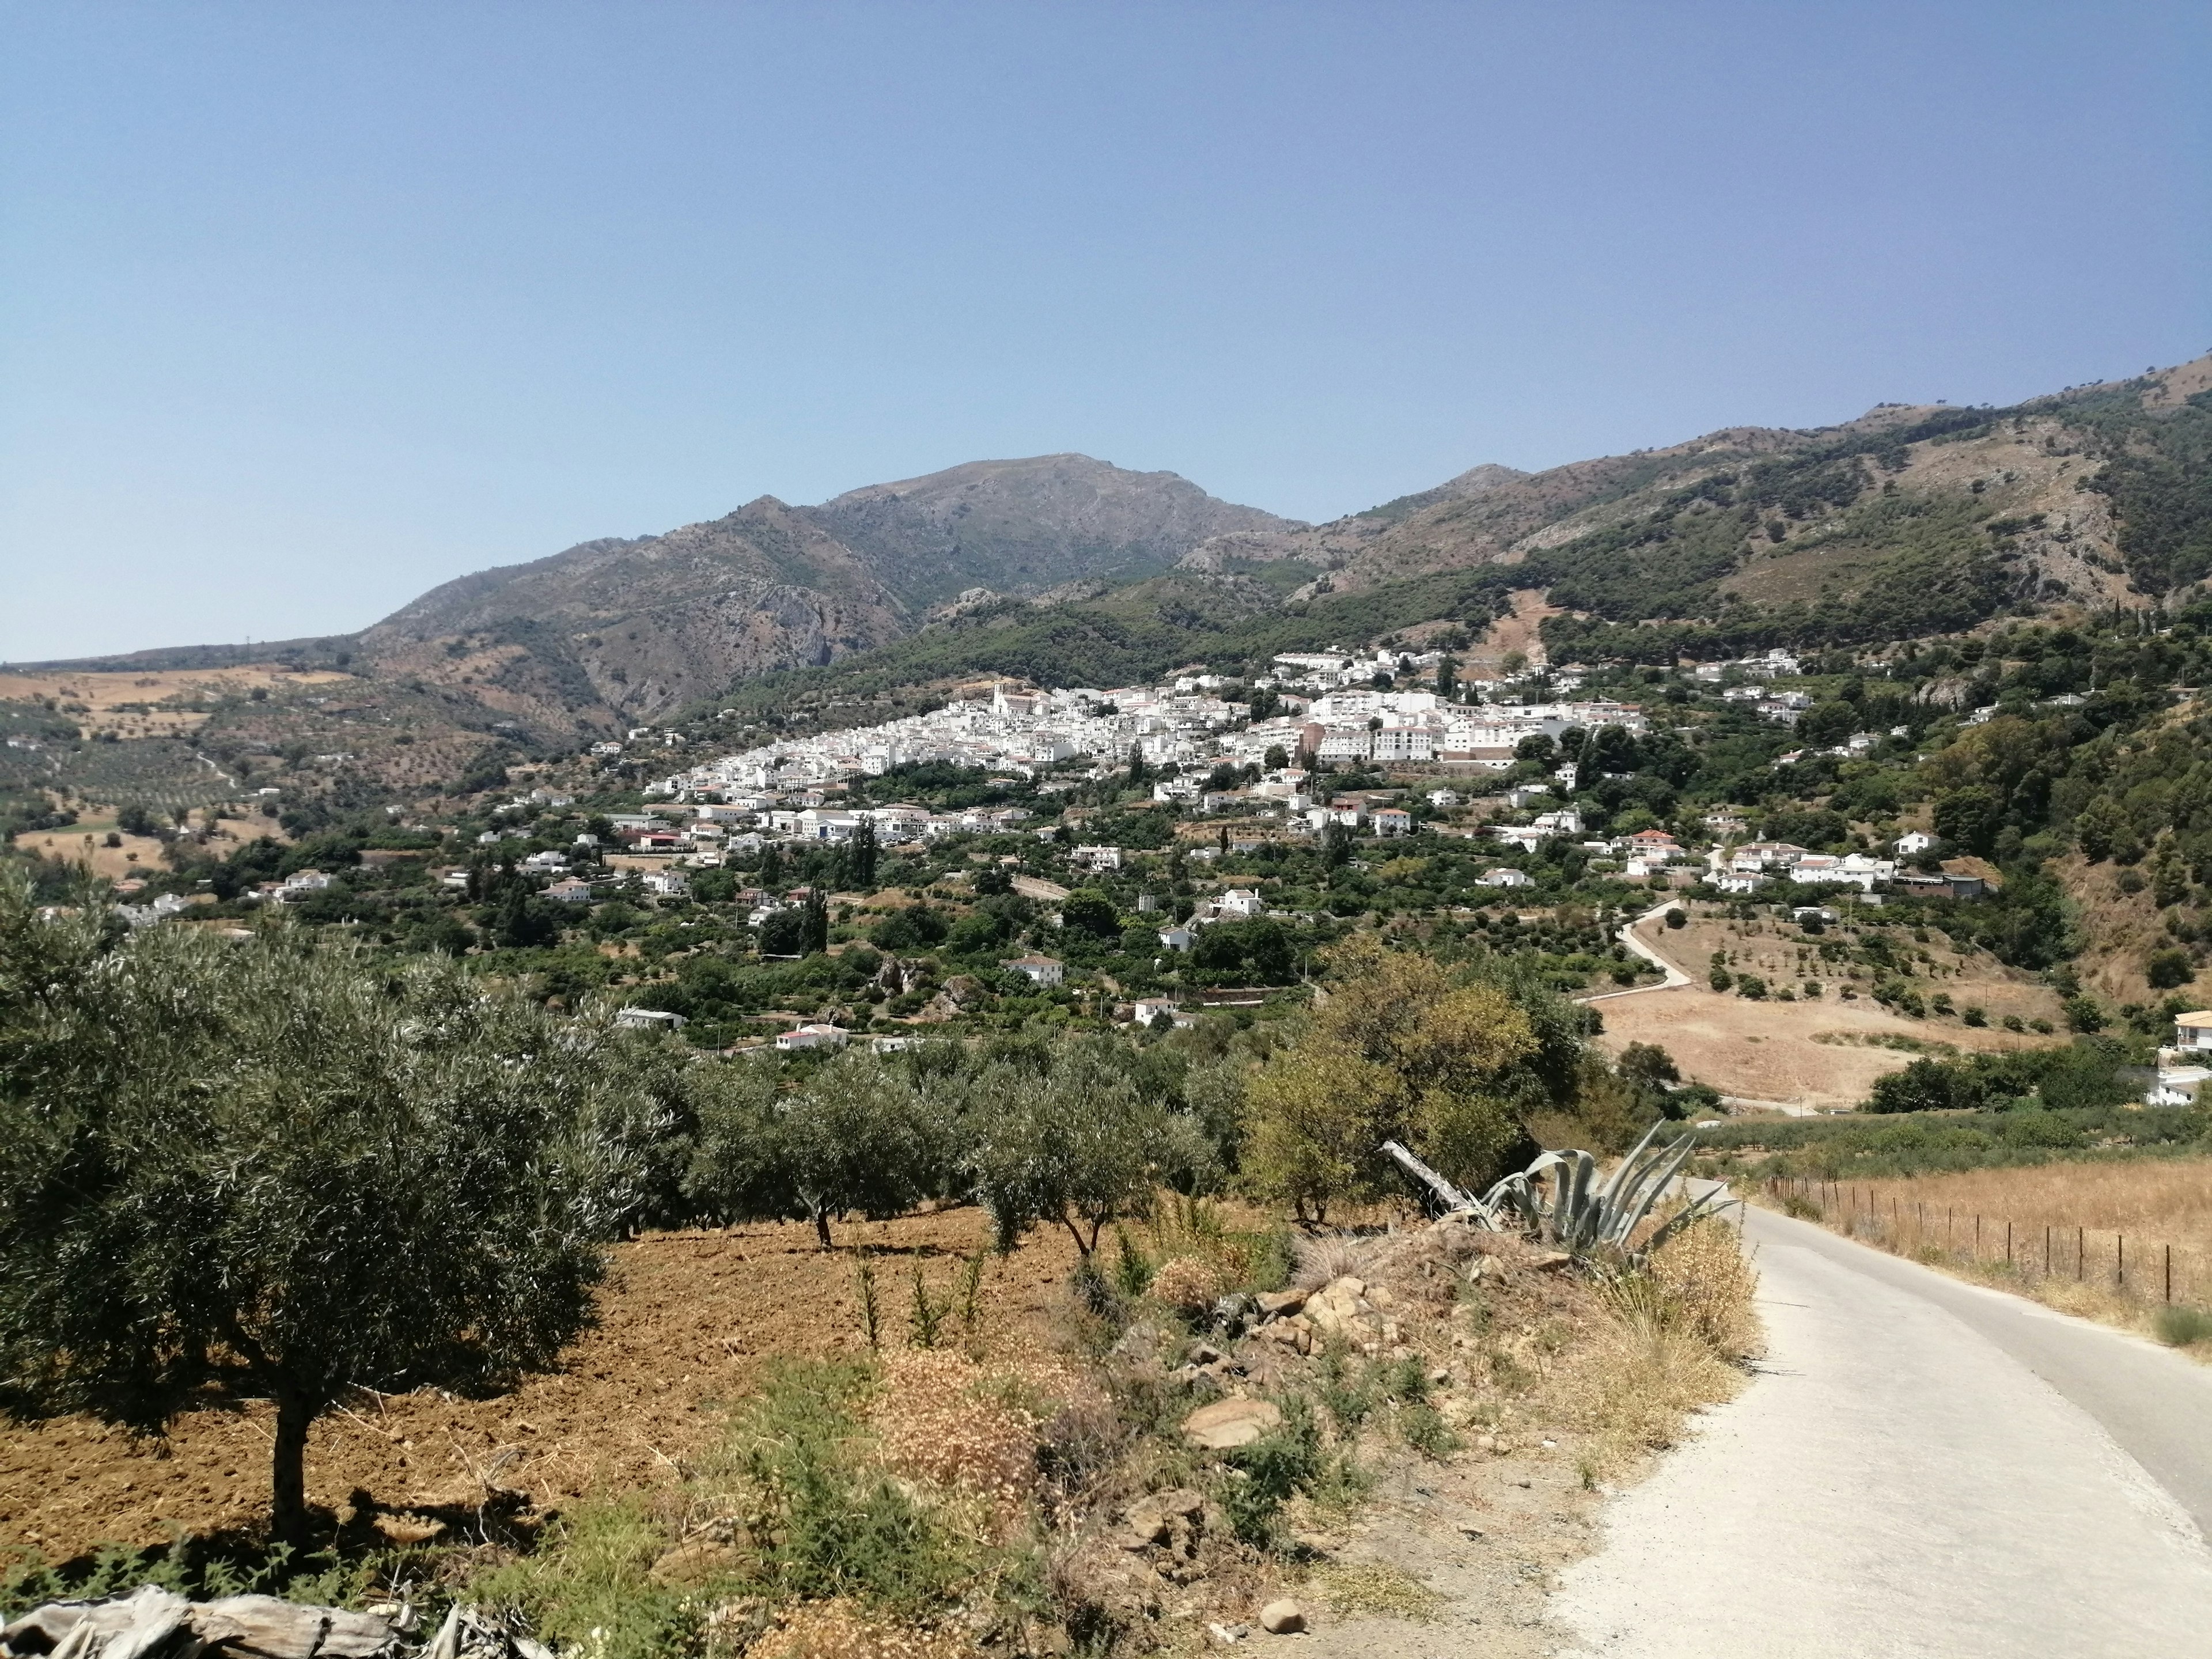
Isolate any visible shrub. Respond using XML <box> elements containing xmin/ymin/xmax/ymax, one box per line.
<box><xmin>2147</xmin><ymin>948</ymin><xmax>2194</xmax><ymax>991</ymax></box>
<box><xmin>1148</xmin><ymin>1255</ymin><xmax>1224</xmax><ymax>1315</ymax></box>
<box><xmin>2153</xmin><ymin>1305</ymin><xmax>2212</xmax><ymax>1349</ymax></box>
<box><xmin>1218</xmin><ymin>1396</ymin><xmax>1324</xmax><ymax>1547</ymax></box>
<box><xmin>1398</xmin><ymin>1403</ymin><xmax>1460</xmax><ymax>1461</ymax></box>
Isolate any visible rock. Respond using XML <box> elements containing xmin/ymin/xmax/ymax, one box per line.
<box><xmin>1256</xmin><ymin>1288</ymin><xmax>1308</xmax><ymax>1317</ymax></box>
<box><xmin>1109</xmin><ymin>1321</ymin><xmax>1165</xmax><ymax>1363</ymax></box>
<box><xmin>1330</xmin><ymin>1277</ymin><xmax>1366</xmax><ymax>1299</ymax></box>
<box><xmin>1207</xmin><ymin>1622</ymin><xmax>1249</xmax><ymax>1643</ymax></box>
<box><xmin>196</xmin><ymin>1596</ymin><xmax>400</xmax><ymax>1659</ymax></box>
<box><xmin>1368</xmin><ymin>1286</ymin><xmax>1395</xmax><ymax>1309</ymax></box>
<box><xmin>3</xmin><ymin>1588</ymin><xmax>403</xmax><ymax>1659</ymax></box>
<box><xmin>1258</xmin><ymin>1599</ymin><xmax>1306</xmax><ymax>1634</ymax></box>
<box><xmin>1182</xmin><ymin>1397</ymin><xmax>1285</xmax><ymax>1449</ymax></box>
<box><xmin>1118</xmin><ymin>1512</ymin><xmax>1172</xmax><ymax>1551</ymax></box>
<box><xmin>1530</xmin><ymin>1251</ymin><xmax>1575</xmax><ymax>1272</ymax></box>
<box><xmin>1153</xmin><ymin>1486</ymin><xmax>1206</xmax><ymax>1519</ymax></box>
<box><xmin>1187</xmin><ymin>1342</ymin><xmax>1223</xmax><ymax>1366</ymax></box>
<box><xmin>1210</xmin><ymin>1292</ymin><xmax>1262</xmax><ymax>1336</ymax></box>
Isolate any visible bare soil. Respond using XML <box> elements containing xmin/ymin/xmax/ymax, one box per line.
<box><xmin>0</xmin><ymin>668</ymin><xmax>356</xmax><ymax>742</ymax></box>
<box><xmin>1594</xmin><ymin>910</ymin><xmax>2063</xmax><ymax>1113</ymax></box>
<box><xmin>0</xmin><ymin>1210</ymin><xmax>1077</xmax><ymax>1562</ymax></box>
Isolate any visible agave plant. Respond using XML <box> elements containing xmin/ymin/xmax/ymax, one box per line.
<box><xmin>1482</xmin><ymin>1120</ymin><xmax>1734</xmax><ymax>1262</ymax></box>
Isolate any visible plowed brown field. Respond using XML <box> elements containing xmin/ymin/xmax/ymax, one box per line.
<box><xmin>0</xmin><ymin>1210</ymin><xmax>1080</xmax><ymax>1562</ymax></box>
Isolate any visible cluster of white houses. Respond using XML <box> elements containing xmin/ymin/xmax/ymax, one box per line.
<box><xmin>650</xmin><ymin>668</ymin><xmax>1653</xmax><ymax>807</ymax></box>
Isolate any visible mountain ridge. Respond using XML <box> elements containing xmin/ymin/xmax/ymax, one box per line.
<box><xmin>13</xmin><ymin>353</ymin><xmax>2210</xmax><ymax>800</ymax></box>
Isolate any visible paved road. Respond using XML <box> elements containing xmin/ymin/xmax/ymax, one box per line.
<box><xmin>1554</xmin><ymin>1205</ymin><xmax>2212</xmax><ymax>1657</ymax></box>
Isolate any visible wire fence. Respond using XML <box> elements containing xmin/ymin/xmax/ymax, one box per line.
<box><xmin>1767</xmin><ymin>1175</ymin><xmax>2209</xmax><ymax>1313</ymax></box>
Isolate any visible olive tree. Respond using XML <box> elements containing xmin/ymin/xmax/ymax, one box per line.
<box><xmin>779</xmin><ymin>1050</ymin><xmax>945</xmax><ymax>1248</ymax></box>
<box><xmin>967</xmin><ymin>1038</ymin><xmax>1169</xmax><ymax>1254</ymax></box>
<box><xmin>0</xmin><ymin>876</ymin><xmax>645</xmax><ymax>1544</ymax></box>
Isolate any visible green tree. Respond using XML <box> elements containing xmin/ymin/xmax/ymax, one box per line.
<box><xmin>2147</xmin><ymin>948</ymin><xmax>2195</xmax><ymax>991</ymax></box>
<box><xmin>967</xmin><ymin>1039</ymin><xmax>1168</xmax><ymax>1254</ymax></box>
<box><xmin>1244</xmin><ymin>939</ymin><xmax>1547</xmax><ymax>1218</ymax></box>
<box><xmin>850</xmin><ymin>819</ymin><xmax>879</xmax><ymax>890</ymax></box>
<box><xmin>1062</xmin><ymin>888</ymin><xmax>1122</xmax><ymax>941</ymax></box>
<box><xmin>778</xmin><ymin>1051</ymin><xmax>942</xmax><ymax>1248</ymax></box>
<box><xmin>1933</xmin><ymin>786</ymin><xmax>2002</xmax><ymax>857</ymax></box>
<box><xmin>0</xmin><ymin>876</ymin><xmax>637</xmax><ymax>1544</ymax></box>
<box><xmin>1865</xmin><ymin>1056</ymin><xmax>1959</xmax><ymax>1113</ymax></box>
<box><xmin>1797</xmin><ymin>701</ymin><xmax>1858</xmax><ymax>748</ymax></box>
<box><xmin>802</xmin><ymin>885</ymin><xmax>831</xmax><ymax>955</ymax></box>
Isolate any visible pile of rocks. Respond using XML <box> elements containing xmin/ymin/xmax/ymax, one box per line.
<box><xmin>1253</xmin><ymin>1277</ymin><xmax>1416</xmax><ymax>1358</ymax></box>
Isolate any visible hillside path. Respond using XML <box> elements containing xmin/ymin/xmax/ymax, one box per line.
<box><xmin>1581</xmin><ymin>900</ymin><xmax>1691</xmax><ymax>1003</ymax></box>
<box><xmin>1551</xmin><ymin>1205</ymin><xmax>2212</xmax><ymax>1657</ymax></box>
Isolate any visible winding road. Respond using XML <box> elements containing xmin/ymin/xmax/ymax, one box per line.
<box><xmin>1582</xmin><ymin>900</ymin><xmax>1691</xmax><ymax>1003</ymax></box>
<box><xmin>1554</xmin><ymin>1205</ymin><xmax>2212</xmax><ymax>1657</ymax></box>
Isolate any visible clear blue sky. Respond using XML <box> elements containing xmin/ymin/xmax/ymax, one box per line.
<box><xmin>3</xmin><ymin>1</ymin><xmax>2207</xmax><ymax>662</ymax></box>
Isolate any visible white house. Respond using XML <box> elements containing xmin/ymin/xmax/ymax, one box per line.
<box><xmin>2171</xmin><ymin>1011</ymin><xmax>2212</xmax><ymax>1053</ymax></box>
<box><xmin>1479</xmin><ymin>868</ymin><xmax>1534</xmax><ymax>888</ymax></box>
<box><xmin>642</xmin><ymin>869</ymin><xmax>691</xmax><ymax>897</ymax></box>
<box><xmin>1071</xmin><ymin>844</ymin><xmax>1123</xmax><ymax>872</ymax></box>
<box><xmin>546</xmin><ymin>877</ymin><xmax>594</xmax><ymax>904</ymax></box>
<box><xmin>522</xmin><ymin>850</ymin><xmax>569</xmax><ymax>872</ymax></box>
<box><xmin>1005</xmin><ymin>955</ymin><xmax>1065</xmax><ymax>987</ymax></box>
<box><xmin>1157</xmin><ymin>926</ymin><xmax>1193</xmax><ymax>951</ymax></box>
<box><xmin>775</xmin><ymin>1022</ymin><xmax>850</xmax><ymax>1051</ymax></box>
<box><xmin>1370</xmin><ymin>808</ymin><xmax>1414</xmax><ymax>837</ymax></box>
<box><xmin>1791</xmin><ymin>854</ymin><xmax>1895</xmax><ymax>892</ymax></box>
<box><xmin>1218</xmin><ymin>888</ymin><xmax>1264</xmax><ymax>919</ymax></box>
<box><xmin>1895</xmin><ymin>831</ymin><xmax>1937</xmax><ymax>857</ymax></box>
<box><xmin>615</xmin><ymin>1008</ymin><xmax>686</xmax><ymax>1032</ymax></box>
<box><xmin>1731</xmin><ymin>842</ymin><xmax>1808</xmax><ymax>873</ymax></box>
<box><xmin>2146</xmin><ymin>1063</ymin><xmax>2210</xmax><ymax>1107</ymax></box>
<box><xmin>1426</xmin><ymin>789</ymin><xmax>1462</xmax><ymax>809</ymax></box>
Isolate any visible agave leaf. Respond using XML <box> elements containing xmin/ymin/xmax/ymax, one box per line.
<box><xmin>1609</xmin><ymin>1135</ymin><xmax>1700</xmax><ymax>1244</ymax></box>
<box><xmin>1596</xmin><ymin>1120</ymin><xmax>1668</xmax><ymax>1209</ymax></box>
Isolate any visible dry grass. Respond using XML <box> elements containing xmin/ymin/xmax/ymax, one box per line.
<box><xmin>1145</xmin><ymin>1256</ymin><xmax>1224</xmax><ymax>1315</ymax></box>
<box><xmin>1774</xmin><ymin>1157</ymin><xmax>2212</xmax><ymax>1349</ymax></box>
<box><xmin>1603</xmin><ymin>905</ymin><xmax>2066</xmax><ymax>1110</ymax></box>
<box><xmin>743</xmin><ymin>1598</ymin><xmax>969</xmax><ymax>1659</ymax></box>
<box><xmin>1310</xmin><ymin>1561</ymin><xmax>1445</xmax><ymax>1622</ymax></box>
<box><xmin>1542</xmin><ymin>1219</ymin><xmax>1761</xmax><ymax>1482</ymax></box>
<box><xmin>1291</xmin><ymin>1234</ymin><xmax>1376</xmax><ymax>1292</ymax></box>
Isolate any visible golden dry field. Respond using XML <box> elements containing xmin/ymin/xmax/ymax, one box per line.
<box><xmin>1593</xmin><ymin>908</ymin><xmax>2065</xmax><ymax>1113</ymax></box>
